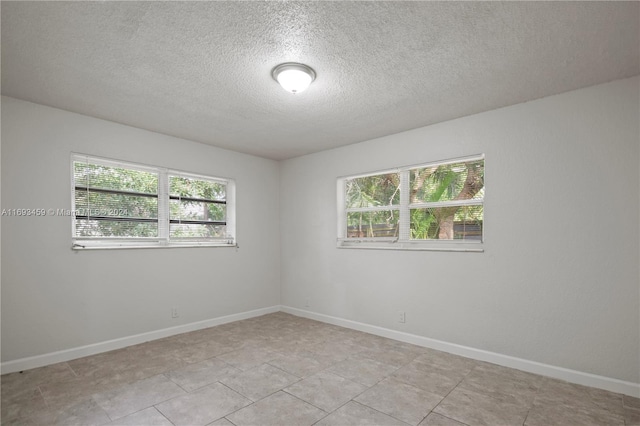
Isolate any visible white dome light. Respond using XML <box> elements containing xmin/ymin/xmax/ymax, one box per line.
<box><xmin>272</xmin><ymin>63</ymin><xmax>316</xmax><ymax>94</ymax></box>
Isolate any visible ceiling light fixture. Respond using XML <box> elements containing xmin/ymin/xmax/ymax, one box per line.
<box><xmin>272</xmin><ymin>62</ymin><xmax>316</xmax><ymax>94</ymax></box>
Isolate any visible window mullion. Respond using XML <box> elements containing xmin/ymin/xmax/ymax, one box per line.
<box><xmin>158</xmin><ymin>169</ymin><xmax>169</xmax><ymax>243</ymax></box>
<box><xmin>399</xmin><ymin>170</ymin><xmax>410</xmax><ymax>241</ymax></box>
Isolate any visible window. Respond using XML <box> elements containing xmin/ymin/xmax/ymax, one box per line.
<box><xmin>337</xmin><ymin>155</ymin><xmax>484</xmax><ymax>251</ymax></box>
<box><xmin>71</xmin><ymin>154</ymin><xmax>235</xmax><ymax>249</ymax></box>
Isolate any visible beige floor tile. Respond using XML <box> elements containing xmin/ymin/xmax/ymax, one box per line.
<box><xmin>419</xmin><ymin>412</ymin><xmax>468</xmax><ymax>426</ymax></box>
<box><xmin>355</xmin><ymin>378</ymin><xmax>443</xmax><ymax>425</ymax></box>
<box><xmin>266</xmin><ymin>351</ymin><xmax>329</xmax><ymax>378</ymax></box>
<box><xmin>263</xmin><ymin>332</ymin><xmax>325</xmax><ymax>353</ymax></box>
<box><xmin>382</xmin><ymin>340</ymin><xmax>426</xmax><ymax>355</ymax></box>
<box><xmin>126</xmin><ymin>335</ymin><xmax>187</xmax><ymax>357</ymax></box>
<box><xmin>208</xmin><ymin>417</ymin><xmax>236</xmax><ymax>425</ymax></box>
<box><xmin>285</xmin><ymin>371</ymin><xmax>367</xmax><ymax>412</ymax></box>
<box><xmin>220</xmin><ymin>363</ymin><xmax>300</xmax><ymax>401</ymax></box>
<box><xmin>624</xmin><ymin>395</ymin><xmax>640</xmax><ymax>410</ymax></box>
<box><xmin>49</xmin><ymin>399</ymin><xmax>111</xmax><ymax>426</ymax></box>
<box><xmin>105</xmin><ymin>407</ymin><xmax>173</xmax><ymax>425</ymax></box>
<box><xmin>329</xmin><ymin>355</ymin><xmax>399</xmax><ymax>386</ymax></box>
<box><xmin>155</xmin><ymin>382</ymin><xmax>251</xmax><ymax>426</ymax></box>
<box><xmin>40</xmin><ymin>375</ymin><xmax>129</xmax><ymax>412</ymax></box>
<box><xmin>625</xmin><ymin>407</ymin><xmax>640</xmax><ymax>425</ymax></box>
<box><xmin>0</xmin><ymin>386</ymin><xmax>48</xmax><ymax>423</ymax></box>
<box><xmin>174</xmin><ymin>327</ymin><xmax>233</xmax><ymax>346</ymax></box>
<box><xmin>92</xmin><ymin>374</ymin><xmax>186</xmax><ymax>420</ymax></box>
<box><xmin>524</xmin><ymin>401</ymin><xmax>625</xmax><ymax>426</ymax></box>
<box><xmin>315</xmin><ymin>400</ymin><xmax>407</xmax><ymax>426</ymax></box>
<box><xmin>164</xmin><ymin>357</ymin><xmax>240</xmax><ymax>392</ymax></box>
<box><xmin>392</xmin><ymin>361</ymin><xmax>464</xmax><ymax>397</ymax></box>
<box><xmin>35</xmin><ymin>398</ymin><xmax>111</xmax><ymax>426</ymax></box>
<box><xmin>359</xmin><ymin>346</ymin><xmax>421</xmax><ymax>368</ymax></box>
<box><xmin>67</xmin><ymin>348</ymin><xmax>135</xmax><ymax>377</ymax></box>
<box><xmin>534</xmin><ymin>378</ymin><xmax>624</xmax><ymax>416</ymax></box>
<box><xmin>434</xmin><ymin>387</ymin><xmax>530</xmax><ymax>426</ymax></box>
<box><xmin>123</xmin><ymin>343</ymin><xmax>189</xmax><ymax>374</ymax></box>
<box><xmin>226</xmin><ymin>391</ymin><xmax>326</xmax><ymax>426</ymax></box>
<box><xmin>215</xmin><ymin>347</ymin><xmax>280</xmax><ymax>371</ymax></box>
<box><xmin>172</xmin><ymin>339</ymin><xmax>237</xmax><ymax>364</ymax></box>
<box><xmin>69</xmin><ymin>346</ymin><xmax>187</xmax><ymax>385</ymax></box>
<box><xmin>1</xmin><ymin>363</ymin><xmax>76</xmax><ymax>392</ymax></box>
<box><xmin>412</xmin><ymin>349</ymin><xmax>477</xmax><ymax>374</ymax></box>
<box><xmin>456</xmin><ymin>363</ymin><xmax>543</xmax><ymax>406</ymax></box>
<box><xmin>250</xmin><ymin>319</ymin><xmax>301</xmax><ymax>335</ymax></box>
<box><xmin>307</xmin><ymin>340</ymin><xmax>367</xmax><ymax>363</ymax></box>
<box><xmin>352</xmin><ymin>333</ymin><xmax>397</xmax><ymax>351</ymax></box>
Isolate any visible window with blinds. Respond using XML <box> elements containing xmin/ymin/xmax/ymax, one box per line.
<box><xmin>169</xmin><ymin>174</ymin><xmax>227</xmax><ymax>239</ymax></box>
<box><xmin>337</xmin><ymin>155</ymin><xmax>484</xmax><ymax>251</ymax></box>
<box><xmin>71</xmin><ymin>154</ymin><xmax>235</xmax><ymax>249</ymax></box>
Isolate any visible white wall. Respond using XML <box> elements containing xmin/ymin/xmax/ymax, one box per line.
<box><xmin>280</xmin><ymin>77</ymin><xmax>640</xmax><ymax>384</ymax></box>
<box><xmin>1</xmin><ymin>96</ymin><xmax>281</xmax><ymax>362</ymax></box>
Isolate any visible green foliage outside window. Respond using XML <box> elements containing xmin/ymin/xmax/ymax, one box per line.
<box><xmin>74</xmin><ymin>161</ymin><xmax>228</xmax><ymax>239</ymax></box>
<box><xmin>409</xmin><ymin>160</ymin><xmax>484</xmax><ymax>240</ymax></box>
<box><xmin>169</xmin><ymin>176</ymin><xmax>226</xmax><ymax>238</ymax></box>
<box><xmin>74</xmin><ymin>162</ymin><xmax>159</xmax><ymax>237</ymax></box>
<box><xmin>344</xmin><ymin>159</ymin><xmax>484</xmax><ymax>240</ymax></box>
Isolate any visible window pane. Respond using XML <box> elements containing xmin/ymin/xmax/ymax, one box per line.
<box><xmin>74</xmin><ymin>160</ymin><xmax>159</xmax><ymax>238</ymax></box>
<box><xmin>75</xmin><ymin>219</ymin><xmax>158</xmax><ymax>237</ymax></box>
<box><xmin>409</xmin><ymin>159</ymin><xmax>484</xmax><ymax>203</ymax></box>
<box><xmin>346</xmin><ymin>210</ymin><xmax>399</xmax><ymax>238</ymax></box>
<box><xmin>410</xmin><ymin>205</ymin><xmax>483</xmax><ymax>240</ymax></box>
<box><xmin>170</xmin><ymin>176</ymin><xmax>226</xmax><ymax>201</ymax></box>
<box><xmin>170</xmin><ymin>223</ymin><xmax>227</xmax><ymax>238</ymax></box>
<box><xmin>345</xmin><ymin>173</ymin><xmax>400</xmax><ymax>208</ymax></box>
<box><xmin>74</xmin><ymin>162</ymin><xmax>157</xmax><ymax>194</ymax></box>
<box><xmin>170</xmin><ymin>200</ymin><xmax>225</xmax><ymax>222</ymax></box>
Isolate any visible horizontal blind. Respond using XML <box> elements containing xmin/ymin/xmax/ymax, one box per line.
<box><xmin>168</xmin><ymin>173</ymin><xmax>227</xmax><ymax>239</ymax></box>
<box><xmin>73</xmin><ymin>156</ymin><xmax>159</xmax><ymax>239</ymax></box>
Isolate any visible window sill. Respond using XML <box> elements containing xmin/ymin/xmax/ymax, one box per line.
<box><xmin>72</xmin><ymin>242</ymin><xmax>238</xmax><ymax>250</ymax></box>
<box><xmin>337</xmin><ymin>240</ymin><xmax>483</xmax><ymax>252</ymax></box>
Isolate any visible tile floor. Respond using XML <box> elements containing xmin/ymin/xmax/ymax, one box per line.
<box><xmin>1</xmin><ymin>312</ymin><xmax>639</xmax><ymax>426</ymax></box>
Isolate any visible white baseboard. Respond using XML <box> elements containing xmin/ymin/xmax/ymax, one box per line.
<box><xmin>281</xmin><ymin>306</ymin><xmax>640</xmax><ymax>398</ymax></box>
<box><xmin>0</xmin><ymin>305</ymin><xmax>280</xmax><ymax>375</ymax></box>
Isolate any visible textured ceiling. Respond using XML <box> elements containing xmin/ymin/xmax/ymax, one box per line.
<box><xmin>2</xmin><ymin>2</ymin><xmax>639</xmax><ymax>160</ymax></box>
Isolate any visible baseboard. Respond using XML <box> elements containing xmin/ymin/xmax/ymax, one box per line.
<box><xmin>281</xmin><ymin>306</ymin><xmax>640</xmax><ymax>398</ymax></box>
<box><xmin>0</xmin><ymin>305</ymin><xmax>280</xmax><ymax>375</ymax></box>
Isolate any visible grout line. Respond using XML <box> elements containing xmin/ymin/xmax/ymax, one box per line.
<box><xmin>162</xmin><ymin>372</ymin><xmax>191</xmax><ymax>394</ymax></box>
<box><xmin>521</xmin><ymin>376</ymin><xmax>548</xmax><ymax>426</ymax></box>
<box><xmin>349</xmin><ymin>400</ymin><xmax>414</xmax><ymax>425</ymax></box>
<box><xmin>36</xmin><ymin>385</ymin><xmax>48</xmax><ymax>408</ymax></box>
<box><xmin>64</xmin><ymin>362</ymin><xmax>79</xmax><ymax>378</ymax></box>
<box><xmin>224</xmin><ymin>416</ymin><xmax>239</xmax><ymax>426</ymax></box>
<box><xmin>156</xmin><ymin>407</ymin><xmax>177</xmax><ymax>426</ymax></box>
<box><xmin>428</xmin><ymin>369</ymin><xmax>468</xmax><ymax>421</ymax></box>
<box><xmin>281</xmin><ymin>389</ymin><xmax>331</xmax><ymax>415</ymax></box>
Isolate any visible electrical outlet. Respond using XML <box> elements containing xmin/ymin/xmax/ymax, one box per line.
<box><xmin>398</xmin><ymin>311</ymin><xmax>406</xmax><ymax>323</ymax></box>
<box><xmin>171</xmin><ymin>307</ymin><xmax>179</xmax><ymax>318</ymax></box>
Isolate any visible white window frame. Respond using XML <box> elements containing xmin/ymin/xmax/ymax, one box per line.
<box><xmin>337</xmin><ymin>154</ymin><xmax>484</xmax><ymax>252</ymax></box>
<box><xmin>71</xmin><ymin>153</ymin><xmax>236</xmax><ymax>250</ymax></box>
